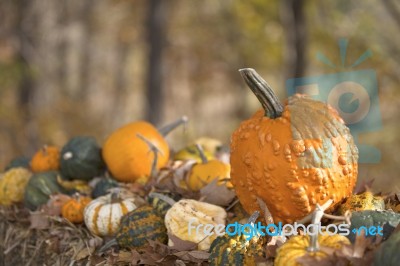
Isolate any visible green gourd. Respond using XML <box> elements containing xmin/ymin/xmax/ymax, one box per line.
<box><xmin>23</xmin><ymin>171</ymin><xmax>68</xmax><ymax>210</ymax></box>
<box><xmin>60</xmin><ymin>136</ymin><xmax>106</xmax><ymax>181</ymax></box>
<box><xmin>91</xmin><ymin>177</ymin><xmax>119</xmax><ymax>198</ymax></box>
<box><xmin>348</xmin><ymin>210</ymin><xmax>400</xmax><ymax>242</ymax></box>
<box><xmin>5</xmin><ymin>156</ymin><xmax>31</xmax><ymax>171</ymax></box>
<box><xmin>373</xmin><ymin>230</ymin><xmax>400</xmax><ymax>266</ymax></box>
<box><xmin>99</xmin><ymin>205</ymin><xmax>167</xmax><ymax>252</ymax></box>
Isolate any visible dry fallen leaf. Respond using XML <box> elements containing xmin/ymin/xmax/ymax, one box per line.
<box><xmin>200</xmin><ymin>178</ymin><xmax>235</xmax><ymax>206</ymax></box>
<box><xmin>29</xmin><ymin>211</ymin><xmax>49</xmax><ymax>229</ymax></box>
<box><xmin>168</xmin><ymin>233</ymin><xmax>198</xmax><ymax>251</ymax></box>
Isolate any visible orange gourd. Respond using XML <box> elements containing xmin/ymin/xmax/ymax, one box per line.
<box><xmin>102</xmin><ymin>117</ymin><xmax>187</xmax><ymax>183</ymax></box>
<box><xmin>61</xmin><ymin>194</ymin><xmax>92</xmax><ymax>223</ymax></box>
<box><xmin>30</xmin><ymin>145</ymin><xmax>60</xmax><ymax>173</ymax></box>
<box><xmin>230</xmin><ymin>69</ymin><xmax>358</xmax><ymax>223</ymax></box>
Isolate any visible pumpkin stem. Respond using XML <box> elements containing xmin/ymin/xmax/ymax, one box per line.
<box><xmin>98</xmin><ymin>238</ymin><xmax>118</xmax><ymax>253</ymax></box>
<box><xmin>136</xmin><ymin>134</ymin><xmax>162</xmax><ymax>179</ymax></box>
<box><xmin>305</xmin><ymin>199</ymin><xmax>333</xmax><ymax>252</ymax></box>
<box><xmin>248</xmin><ymin>211</ymin><xmax>260</xmax><ymax>225</ymax></box>
<box><xmin>239</xmin><ymin>68</ymin><xmax>284</xmax><ymax>119</ymax></box>
<box><xmin>148</xmin><ymin>192</ymin><xmax>176</xmax><ymax>206</ymax></box>
<box><xmin>158</xmin><ymin>116</ymin><xmax>189</xmax><ymax>136</ymax></box>
<box><xmin>42</xmin><ymin>145</ymin><xmax>48</xmax><ymax>156</ymax></box>
<box><xmin>110</xmin><ymin>192</ymin><xmax>120</xmax><ymax>204</ymax></box>
<box><xmin>195</xmin><ymin>144</ymin><xmax>208</xmax><ymax>164</ymax></box>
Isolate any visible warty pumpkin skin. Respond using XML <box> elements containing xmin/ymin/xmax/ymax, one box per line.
<box><xmin>30</xmin><ymin>145</ymin><xmax>60</xmax><ymax>173</ymax></box>
<box><xmin>0</xmin><ymin>167</ymin><xmax>32</xmax><ymax>206</ymax></box>
<box><xmin>102</xmin><ymin>122</ymin><xmax>170</xmax><ymax>183</ymax></box>
<box><xmin>61</xmin><ymin>194</ymin><xmax>92</xmax><ymax>223</ymax></box>
<box><xmin>83</xmin><ymin>192</ymin><xmax>145</xmax><ymax>236</ymax></box>
<box><xmin>338</xmin><ymin>191</ymin><xmax>385</xmax><ymax>215</ymax></box>
<box><xmin>230</xmin><ymin>69</ymin><xmax>358</xmax><ymax>223</ymax></box>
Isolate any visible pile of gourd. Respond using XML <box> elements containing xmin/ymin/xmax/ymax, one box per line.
<box><xmin>0</xmin><ymin>68</ymin><xmax>399</xmax><ymax>266</ymax></box>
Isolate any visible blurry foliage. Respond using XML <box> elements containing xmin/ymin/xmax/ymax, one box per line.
<box><xmin>0</xmin><ymin>0</ymin><xmax>399</xmax><ymax>191</ymax></box>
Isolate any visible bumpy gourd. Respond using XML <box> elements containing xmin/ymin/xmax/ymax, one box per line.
<box><xmin>60</xmin><ymin>136</ymin><xmax>106</xmax><ymax>181</ymax></box>
<box><xmin>30</xmin><ymin>145</ymin><xmax>60</xmax><ymax>173</ymax></box>
<box><xmin>230</xmin><ymin>69</ymin><xmax>358</xmax><ymax>223</ymax></box>
<box><xmin>116</xmin><ymin>205</ymin><xmax>168</xmax><ymax>248</ymax></box>
<box><xmin>165</xmin><ymin>199</ymin><xmax>227</xmax><ymax>251</ymax></box>
<box><xmin>338</xmin><ymin>191</ymin><xmax>385</xmax><ymax>214</ymax></box>
<box><xmin>84</xmin><ymin>192</ymin><xmax>145</xmax><ymax>236</ymax></box>
<box><xmin>102</xmin><ymin>117</ymin><xmax>187</xmax><ymax>183</ymax></box>
<box><xmin>209</xmin><ymin>212</ymin><xmax>265</xmax><ymax>266</ymax></box>
<box><xmin>275</xmin><ymin>234</ymin><xmax>350</xmax><ymax>266</ymax></box>
<box><xmin>0</xmin><ymin>168</ymin><xmax>32</xmax><ymax>206</ymax></box>
<box><xmin>61</xmin><ymin>194</ymin><xmax>92</xmax><ymax>223</ymax></box>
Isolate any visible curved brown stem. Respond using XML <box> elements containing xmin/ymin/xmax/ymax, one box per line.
<box><xmin>158</xmin><ymin>116</ymin><xmax>188</xmax><ymax>136</ymax></box>
<box><xmin>239</xmin><ymin>68</ymin><xmax>284</xmax><ymax>119</ymax></box>
<box><xmin>137</xmin><ymin>134</ymin><xmax>163</xmax><ymax>179</ymax></box>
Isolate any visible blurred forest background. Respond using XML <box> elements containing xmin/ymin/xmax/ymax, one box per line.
<box><xmin>0</xmin><ymin>0</ymin><xmax>399</xmax><ymax>191</ymax></box>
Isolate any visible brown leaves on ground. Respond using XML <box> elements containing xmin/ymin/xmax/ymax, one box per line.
<box><xmin>102</xmin><ymin>240</ymin><xmax>209</xmax><ymax>265</ymax></box>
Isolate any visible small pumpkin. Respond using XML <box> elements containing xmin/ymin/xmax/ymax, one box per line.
<box><xmin>230</xmin><ymin>69</ymin><xmax>358</xmax><ymax>224</ymax></box>
<box><xmin>23</xmin><ymin>171</ymin><xmax>68</xmax><ymax>210</ymax></box>
<box><xmin>60</xmin><ymin>136</ymin><xmax>106</xmax><ymax>181</ymax></box>
<box><xmin>0</xmin><ymin>167</ymin><xmax>32</xmax><ymax>206</ymax></box>
<box><xmin>209</xmin><ymin>212</ymin><xmax>265</xmax><ymax>266</ymax></box>
<box><xmin>373</xmin><ymin>229</ymin><xmax>400</xmax><ymax>266</ymax></box>
<box><xmin>181</xmin><ymin>144</ymin><xmax>231</xmax><ymax>191</ymax></box>
<box><xmin>102</xmin><ymin>117</ymin><xmax>187</xmax><ymax>183</ymax></box>
<box><xmin>274</xmin><ymin>234</ymin><xmax>350</xmax><ymax>266</ymax></box>
<box><xmin>165</xmin><ymin>199</ymin><xmax>227</xmax><ymax>251</ymax></box>
<box><xmin>348</xmin><ymin>210</ymin><xmax>400</xmax><ymax>242</ymax></box>
<box><xmin>84</xmin><ymin>192</ymin><xmax>145</xmax><ymax>236</ymax></box>
<box><xmin>173</xmin><ymin>144</ymin><xmax>216</xmax><ymax>163</ymax></box>
<box><xmin>91</xmin><ymin>177</ymin><xmax>119</xmax><ymax>198</ymax></box>
<box><xmin>5</xmin><ymin>156</ymin><xmax>31</xmax><ymax>171</ymax></box>
<box><xmin>30</xmin><ymin>145</ymin><xmax>60</xmax><ymax>173</ymax></box>
<box><xmin>338</xmin><ymin>191</ymin><xmax>385</xmax><ymax>214</ymax></box>
<box><xmin>61</xmin><ymin>194</ymin><xmax>92</xmax><ymax>223</ymax></box>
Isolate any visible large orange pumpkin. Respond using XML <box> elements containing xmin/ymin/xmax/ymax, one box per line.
<box><xmin>230</xmin><ymin>68</ymin><xmax>358</xmax><ymax>224</ymax></box>
<box><xmin>102</xmin><ymin>117</ymin><xmax>187</xmax><ymax>183</ymax></box>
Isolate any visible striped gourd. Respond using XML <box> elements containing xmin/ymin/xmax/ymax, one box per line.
<box><xmin>99</xmin><ymin>205</ymin><xmax>167</xmax><ymax>252</ymax></box>
<box><xmin>116</xmin><ymin>205</ymin><xmax>167</xmax><ymax>248</ymax></box>
<box><xmin>84</xmin><ymin>192</ymin><xmax>144</xmax><ymax>236</ymax></box>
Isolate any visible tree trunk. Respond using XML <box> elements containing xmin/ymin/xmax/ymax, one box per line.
<box><xmin>146</xmin><ymin>0</ymin><xmax>167</xmax><ymax>125</ymax></box>
<box><xmin>280</xmin><ymin>0</ymin><xmax>308</xmax><ymax>80</ymax></box>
